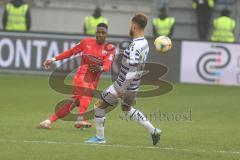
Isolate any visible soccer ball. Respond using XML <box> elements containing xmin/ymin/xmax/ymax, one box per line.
<box><xmin>154</xmin><ymin>36</ymin><xmax>172</xmax><ymax>53</ymax></box>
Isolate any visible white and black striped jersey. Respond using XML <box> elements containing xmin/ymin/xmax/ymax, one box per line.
<box><xmin>113</xmin><ymin>37</ymin><xmax>149</xmax><ymax>92</ymax></box>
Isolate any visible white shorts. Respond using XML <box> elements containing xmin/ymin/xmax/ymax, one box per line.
<box><xmin>100</xmin><ymin>85</ymin><xmax>137</xmax><ymax>107</ymax></box>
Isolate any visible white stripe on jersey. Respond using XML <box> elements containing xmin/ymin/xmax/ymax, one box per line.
<box><xmin>114</xmin><ymin>37</ymin><xmax>149</xmax><ymax>92</ymax></box>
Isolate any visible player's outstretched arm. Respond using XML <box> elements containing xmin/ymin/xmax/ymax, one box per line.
<box><xmin>42</xmin><ymin>40</ymin><xmax>85</xmax><ymax>70</ymax></box>
<box><xmin>42</xmin><ymin>49</ymin><xmax>75</xmax><ymax>70</ymax></box>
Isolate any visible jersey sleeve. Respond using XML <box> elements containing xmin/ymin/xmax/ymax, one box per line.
<box><xmin>55</xmin><ymin>39</ymin><xmax>85</xmax><ymax>61</ymax></box>
<box><xmin>102</xmin><ymin>45</ymin><xmax>116</xmax><ymax>72</ymax></box>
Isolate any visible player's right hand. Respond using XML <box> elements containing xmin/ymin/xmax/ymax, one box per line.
<box><xmin>43</xmin><ymin>60</ymin><xmax>53</xmax><ymax>69</ymax></box>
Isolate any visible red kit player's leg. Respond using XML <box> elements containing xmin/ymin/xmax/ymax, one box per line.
<box><xmin>73</xmin><ymin>74</ymin><xmax>96</xmax><ymax>115</ymax></box>
<box><xmin>48</xmin><ymin>101</ymin><xmax>74</xmax><ymax>122</ymax></box>
<box><xmin>39</xmin><ymin>101</ymin><xmax>75</xmax><ymax>129</ymax></box>
<box><xmin>73</xmin><ymin>74</ymin><xmax>96</xmax><ymax>128</ymax></box>
<box><xmin>73</xmin><ymin>84</ymin><xmax>94</xmax><ymax>116</ymax></box>
<box><xmin>78</xmin><ymin>92</ymin><xmax>93</xmax><ymax>115</ymax></box>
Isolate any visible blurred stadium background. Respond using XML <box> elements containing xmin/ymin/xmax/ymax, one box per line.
<box><xmin>0</xmin><ymin>0</ymin><xmax>240</xmax><ymax>39</ymax></box>
<box><xmin>0</xmin><ymin>0</ymin><xmax>240</xmax><ymax>160</ymax></box>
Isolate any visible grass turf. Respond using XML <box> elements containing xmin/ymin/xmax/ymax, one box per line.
<box><xmin>0</xmin><ymin>73</ymin><xmax>239</xmax><ymax>160</ymax></box>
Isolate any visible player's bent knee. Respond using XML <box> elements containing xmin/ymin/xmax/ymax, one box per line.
<box><xmin>94</xmin><ymin>99</ymin><xmax>109</xmax><ymax>109</ymax></box>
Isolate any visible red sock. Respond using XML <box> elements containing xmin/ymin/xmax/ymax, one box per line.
<box><xmin>49</xmin><ymin>114</ymin><xmax>59</xmax><ymax>122</ymax></box>
<box><xmin>49</xmin><ymin>102</ymin><xmax>73</xmax><ymax>123</ymax></box>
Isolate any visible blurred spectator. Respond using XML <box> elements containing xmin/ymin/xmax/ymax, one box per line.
<box><xmin>84</xmin><ymin>7</ymin><xmax>108</xmax><ymax>35</ymax></box>
<box><xmin>152</xmin><ymin>8</ymin><xmax>175</xmax><ymax>38</ymax></box>
<box><xmin>211</xmin><ymin>8</ymin><xmax>236</xmax><ymax>43</ymax></box>
<box><xmin>192</xmin><ymin>0</ymin><xmax>215</xmax><ymax>40</ymax></box>
<box><xmin>2</xmin><ymin>0</ymin><xmax>31</xmax><ymax>31</ymax></box>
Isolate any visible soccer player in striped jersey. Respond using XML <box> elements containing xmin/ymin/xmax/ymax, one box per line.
<box><xmin>86</xmin><ymin>13</ymin><xmax>161</xmax><ymax>145</ymax></box>
<box><xmin>39</xmin><ymin>23</ymin><xmax>115</xmax><ymax>129</ymax></box>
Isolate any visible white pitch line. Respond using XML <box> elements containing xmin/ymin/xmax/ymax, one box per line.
<box><xmin>0</xmin><ymin>139</ymin><xmax>239</xmax><ymax>155</ymax></box>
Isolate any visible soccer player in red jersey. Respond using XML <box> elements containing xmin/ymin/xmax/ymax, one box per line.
<box><xmin>39</xmin><ymin>23</ymin><xmax>115</xmax><ymax>129</ymax></box>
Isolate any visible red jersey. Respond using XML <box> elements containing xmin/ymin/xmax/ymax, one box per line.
<box><xmin>55</xmin><ymin>38</ymin><xmax>115</xmax><ymax>89</ymax></box>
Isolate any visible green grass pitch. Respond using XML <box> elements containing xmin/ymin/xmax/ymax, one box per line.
<box><xmin>0</xmin><ymin>73</ymin><xmax>239</xmax><ymax>160</ymax></box>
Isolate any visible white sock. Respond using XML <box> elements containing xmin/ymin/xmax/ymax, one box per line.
<box><xmin>94</xmin><ymin>107</ymin><xmax>106</xmax><ymax>139</ymax></box>
<box><xmin>124</xmin><ymin>107</ymin><xmax>155</xmax><ymax>134</ymax></box>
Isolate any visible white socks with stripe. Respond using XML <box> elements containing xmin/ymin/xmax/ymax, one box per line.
<box><xmin>94</xmin><ymin>107</ymin><xmax>106</xmax><ymax>139</ymax></box>
<box><xmin>94</xmin><ymin>106</ymin><xmax>156</xmax><ymax>139</ymax></box>
<box><xmin>124</xmin><ymin>107</ymin><xmax>155</xmax><ymax>134</ymax></box>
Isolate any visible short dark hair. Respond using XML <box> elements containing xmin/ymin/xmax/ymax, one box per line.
<box><xmin>97</xmin><ymin>23</ymin><xmax>108</xmax><ymax>30</ymax></box>
<box><xmin>132</xmin><ymin>13</ymin><xmax>148</xmax><ymax>29</ymax></box>
<box><xmin>159</xmin><ymin>7</ymin><xmax>167</xmax><ymax>13</ymax></box>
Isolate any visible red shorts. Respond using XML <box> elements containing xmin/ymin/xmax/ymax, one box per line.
<box><xmin>72</xmin><ymin>73</ymin><xmax>98</xmax><ymax>99</ymax></box>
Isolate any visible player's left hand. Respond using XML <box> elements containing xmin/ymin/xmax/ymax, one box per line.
<box><xmin>43</xmin><ymin>59</ymin><xmax>53</xmax><ymax>70</ymax></box>
<box><xmin>89</xmin><ymin>64</ymin><xmax>103</xmax><ymax>73</ymax></box>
